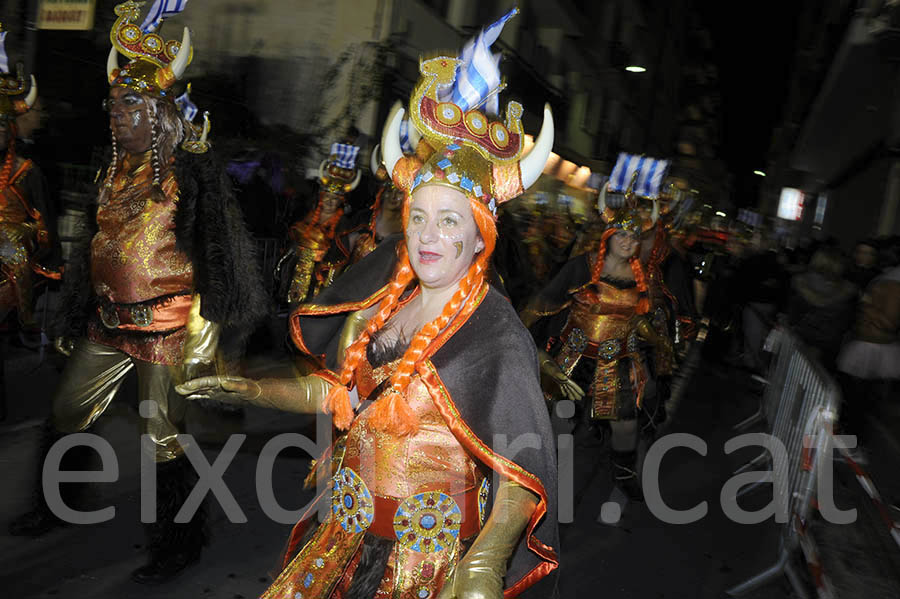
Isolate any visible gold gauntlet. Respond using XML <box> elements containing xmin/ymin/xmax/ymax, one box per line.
<box><xmin>437</xmin><ymin>481</ymin><xmax>538</xmax><ymax>599</ymax></box>
<box><xmin>182</xmin><ymin>295</ymin><xmax>221</xmax><ymax>381</ymax></box>
<box><xmin>337</xmin><ymin>310</ymin><xmax>370</xmax><ymax>365</ymax></box>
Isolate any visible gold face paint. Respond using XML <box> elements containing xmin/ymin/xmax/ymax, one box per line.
<box><xmin>454</xmin><ymin>241</ymin><xmax>463</xmax><ymax>258</ymax></box>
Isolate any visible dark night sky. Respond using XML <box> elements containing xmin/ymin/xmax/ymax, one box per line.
<box><xmin>696</xmin><ymin>0</ymin><xmax>803</xmax><ymax>207</ymax></box>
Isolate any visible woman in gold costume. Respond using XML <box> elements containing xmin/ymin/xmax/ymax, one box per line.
<box><xmin>522</xmin><ymin>183</ymin><xmax>673</xmax><ymax>503</ymax></box>
<box><xmin>179</xmin><ymin>11</ymin><xmax>560</xmax><ymax>597</ymax></box>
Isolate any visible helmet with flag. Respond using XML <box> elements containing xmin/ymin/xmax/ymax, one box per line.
<box><xmin>105</xmin><ymin>0</ymin><xmax>193</xmax><ymax>98</ymax></box>
<box><xmin>319</xmin><ymin>143</ymin><xmax>362</xmax><ymax>194</ymax></box>
<box><xmin>0</xmin><ymin>24</ymin><xmax>37</xmax><ymax>120</ymax></box>
<box><xmin>380</xmin><ymin>7</ymin><xmax>553</xmax><ymax>219</ymax></box>
<box><xmin>597</xmin><ymin>152</ymin><xmax>671</xmax><ymax>234</ymax></box>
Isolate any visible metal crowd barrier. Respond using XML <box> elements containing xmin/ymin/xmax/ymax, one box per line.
<box><xmin>726</xmin><ymin>327</ymin><xmax>841</xmax><ymax>599</ymax></box>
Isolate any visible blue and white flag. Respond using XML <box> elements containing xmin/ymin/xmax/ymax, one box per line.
<box><xmin>331</xmin><ymin>143</ymin><xmax>360</xmax><ymax>170</ymax></box>
<box><xmin>608</xmin><ymin>153</ymin><xmax>670</xmax><ymax>199</ymax></box>
<box><xmin>140</xmin><ymin>0</ymin><xmax>190</xmax><ymax>34</ymax></box>
<box><xmin>175</xmin><ymin>84</ymin><xmax>198</xmax><ymax>122</ymax></box>
<box><xmin>399</xmin><ymin>118</ymin><xmax>415</xmax><ymax>154</ymax></box>
<box><xmin>0</xmin><ymin>31</ymin><xmax>9</xmax><ymax>74</ymax></box>
<box><xmin>439</xmin><ymin>7</ymin><xmax>518</xmax><ymax>116</ymax></box>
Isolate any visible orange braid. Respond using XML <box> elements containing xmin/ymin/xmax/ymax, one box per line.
<box><xmin>324</xmin><ymin>198</ymin><xmax>497</xmax><ymax>435</ymax></box>
<box><xmin>368</xmin><ymin>187</ymin><xmax>384</xmax><ymax>232</ymax></box>
<box><xmin>629</xmin><ymin>255</ymin><xmax>650</xmax><ymax>314</ymax></box>
<box><xmin>0</xmin><ymin>131</ymin><xmax>17</xmax><ymax>189</ymax></box>
<box><xmin>590</xmin><ymin>228</ymin><xmax>617</xmax><ymax>283</ymax></box>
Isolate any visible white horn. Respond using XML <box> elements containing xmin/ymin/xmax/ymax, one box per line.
<box><xmin>170</xmin><ymin>27</ymin><xmax>192</xmax><ymax>81</ymax></box>
<box><xmin>650</xmin><ymin>199</ymin><xmax>659</xmax><ymax>225</ymax></box>
<box><xmin>381</xmin><ymin>102</ymin><xmax>405</xmax><ymax>179</ymax></box>
<box><xmin>370</xmin><ymin>143</ymin><xmax>382</xmax><ymax>174</ymax></box>
<box><xmin>348</xmin><ymin>168</ymin><xmax>362</xmax><ymax>191</ymax></box>
<box><xmin>598</xmin><ymin>186</ymin><xmax>607</xmax><ymax>214</ymax></box>
<box><xmin>23</xmin><ymin>75</ymin><xmax>37</xmax><ymax>109</ymax></box>
<box><xmin>107</xmin><ymin>47</ymin><xmax>119</xmax><ymax>83</ymax></box>
<box><xmin>520</xmin><ymin>103</ymin><xmax>554</xmax><ymax>191</ymax></box>
<box><xmin>200</xmin><ymin>111</ymin><xmax>210</xmax><ymax>143</ymax></box>
<box><xmin>318</xmin><ymin>160</ymin><xmax>327</xmax><ymax>181</ymax></box>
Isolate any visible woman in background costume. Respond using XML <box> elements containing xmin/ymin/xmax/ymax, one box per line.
<box><xmin>522</xmin><ymin>158</ymin><xmax>673</xmax><ymax>502</ymax></box>
<box><xmin>285</xmin><ymin>143</ymin><xmax>362</xmax><ymax>304</ymax></box>
<box><xmin>8</xmin><ymin>2</ymin><xmax>265</xmax><ymax>584</ymax></box>
<box><xmin>179</xmin><ymin>9</ymin><xmax>559</xmax><ymax>597</ymax></box>
<box><xmin>0</xmin><ymin>25</ymin><xmax>54</xmax><ymax>326</ymax></box>
<box><xmin>347</xmin><ymin>130</ymin><xmax>429</xmax><ymax>265</ymax></box>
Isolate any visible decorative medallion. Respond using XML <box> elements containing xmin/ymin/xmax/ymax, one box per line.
<box><xmin>597</xmin><ymin>338</ymin><xmax>622</xmax><ymax>361</ymax></box>
<box><xmin>140</xmin><ymin>34</ymin><xmax>164</xmax><ymax>55</ymax></box>
<box><xmin>393</xmin><ymin>491</ymin><xmax>461</xmax><ymax>553</ymax></box>
<box><xmin>99</xmin><ymin>305</ymin><xmax>120</xmax><ymax>329</ymax></box>
<box><xmin>130</xmin><ymin>304</ymin><xmax>154</xmax><ymax>327</ymax></box>
<box><xmin>489</xmin><ymin>122</ymin><xmax>510</xmax><ymax>148</ymax></box>
<box><xmin>435</xmin><ymin>102</ymin><xmax>462</xmax><ymax>127</ymax></box>
<box><xmin>464</xmin><ymin>110</ymin><xmax>488</xmax><ymax>136</ymax></box>
<box><xmin>331</xmin><ymin>467</ymin><xmax>374</xmax><ymax>534</ymax></box>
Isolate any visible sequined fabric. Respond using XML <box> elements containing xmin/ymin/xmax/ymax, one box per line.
<box><xmin>88</xmin><ymin>152</ymin><xmax>192</xmax><ymax>365</ymax></box>
<box><xmin>554</xmin><ymin>280</ymin><xmax>647</xmax><ymax>420</ymax></box>
<box><xmin>264</xmin><ymin>359</ymin><xmax>483</xmax><ymax>599</ymax></box>
<box><xmin>90</xmin><ymin>153</ymin><xmax>193</xmax><ymax>304</ymax></box>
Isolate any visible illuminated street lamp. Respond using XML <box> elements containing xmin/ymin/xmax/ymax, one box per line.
<box><xmin>753</xmin><ymin>170</ymin><xmax>766</xmax><ymax>177</ymax></box>
<box><xmin>625</xmin><ymin>65</ymin><xmax>647</xmax><ymax>73</ymax></box>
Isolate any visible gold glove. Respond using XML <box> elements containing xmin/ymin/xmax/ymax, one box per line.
<box><xmin>437</xmin><ymin>481</ymin><xmax>538</xmax><ymax>599</ymax></box>
<box><xmin>538</xmin><ymin>349</ymin><xmax>584</xmax><ymax>402</ymax></box>
<box><xmin>182</xmin><ymin>295</ymin><xmax>221</xmax><ymax>381</ymax></box>
<box><xmin>175</xmin><ymin>371</ymin><xmax>332</xmax><ymax>414</ymax></box>
<box><xmin>633</xmin><ymin>316</ymin><xmax>675</xmax><ymax>372</ymax></box>
<box><xmin>337</xmin><ymin>309</ymin><xmax>370</xmax><ymax>366</ymax></box>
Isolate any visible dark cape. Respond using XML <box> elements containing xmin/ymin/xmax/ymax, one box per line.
<box><xmin>289</xmin><ymin>236</ymin><xmax>560</xmax><ymax>598</ymax></box>
<box><xmin>57</xmin><ymin>146</ymin><xmax>269</xmax><ymax>356</ymax></box>
<box><xmin>522</xmin><ymin>253</ymin><xmax>593</xmax><ymax>347</ymax></box>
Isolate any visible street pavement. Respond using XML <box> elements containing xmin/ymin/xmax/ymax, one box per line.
<box><xmin>1</xmin><ymin>334</ymin><xmax>898</xmax><ymax>598</ymax></box>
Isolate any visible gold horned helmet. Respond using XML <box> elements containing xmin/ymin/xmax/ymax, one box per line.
<box><xmin>0</xmin><ymin>24</ymin><xmax>37</xmax><ymax>119</ymax></box>
<box><xmin>105</xmin><ymin>1</ymin><xmax>193</xmax><ymax>99</ymax></box>
<box><xmin>319</xmin><ymin>143</ymin><xmax>362</xmax><ymax>195</ymax></box>
<box><xmin>380</xmin><ymin>54</ymin><xmax>554</xmax><ymax>219</ymax></box>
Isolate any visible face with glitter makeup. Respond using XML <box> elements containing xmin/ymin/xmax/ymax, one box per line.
<box><xmin>406</xmin><ymin>184</ymin><xmax>484</xmax><ymax>291</ymax></box>
<box><xmin>106</xmin><ymin>86</ymin><xmax>153</xmax><ymax>155</ymax></box>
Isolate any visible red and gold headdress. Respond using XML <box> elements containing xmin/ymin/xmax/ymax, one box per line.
<box><xmin>381</xmin><ymin>57</ymin><xmax>553</xmax><ymax>218</ymax></box>
<box><xmin>0</xmin><ymin>24</ymin><xmax>37</xmax><ymax>119</ymax></box>
<box><xmin>105</xmin><ymin>1</ymin><xmax>193</xmax><ymax>99</ymax></box>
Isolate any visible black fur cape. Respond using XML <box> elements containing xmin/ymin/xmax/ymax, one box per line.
<box><xmin>57</xmin><ymin>147</ymin><xmax>269</xmax><ymax>356</ymax></box>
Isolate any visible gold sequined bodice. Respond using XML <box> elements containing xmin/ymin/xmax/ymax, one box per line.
<box><xmin>567</xmin><ymin>279</ymin><xmax>641</xmax><ymax>342</ymax></box>
<box><xmin>91</xmin><ymin>154</ymin><xmax>193</xmax><ymax>304</ymax></box>
<box><xmin>343</xmin><ymin>359</ymin><xmax>481</xmax><ymax>501</ymax></box>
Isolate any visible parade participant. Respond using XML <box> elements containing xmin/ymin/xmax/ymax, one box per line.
<box><xmin>285</xmin><ymin>142</ymin><xmax>362</xmax><ymax>304</ymax></box>
<box><xmin>522</xmin><ymin>158</ymin><xmax>674</xmax><ymax>503</ymax></box>
<box><xmin>347</xmin><ymin>130</ymin><xmax>427</xmax><ymax>264</ymax></box>
<box><xmin>638</xmin><ymin>184</ymin><xmax>696</xmax><ymax>425</ymax></box>
<box><xmin>8</xmin><ymin>2</ymin><xmax>266</xmax><ymax>584</ymax></box>
<box><xmin>0</xmin><ymin>25</ymin><xmax>53</xmax><ymax>326</ymax></box>
<box><xmin>178</xmin><ymin>9</ymin><xmax>559</xmax><ymax>597</ymax></box>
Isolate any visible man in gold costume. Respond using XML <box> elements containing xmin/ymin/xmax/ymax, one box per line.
<box><xmin>8</xmin><ymin>2</ymin><xmax>265</xmax><ymax>584</ymax></box>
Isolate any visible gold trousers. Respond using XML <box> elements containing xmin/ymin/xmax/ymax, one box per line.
<box><xmin>51</xmin><ymin>338</ymin><xmax>187</xmax><ymax>462</ymax></box>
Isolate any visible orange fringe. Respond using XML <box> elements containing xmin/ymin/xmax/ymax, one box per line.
<box><xmin>367</xmin><ymin>388</ymin><xmax>420</xmax><ymax>437</ymax></box>
<box><xmin>323</xmin><ymin>385</ymin><xmax>354</xmax><ymax>430</ymax></box>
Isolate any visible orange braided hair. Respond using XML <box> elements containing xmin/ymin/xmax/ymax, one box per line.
<box><xmin>0</xmin><ymin>124</ymin><xmax>17</xmax><ymax>190</ymax></box>
<box><xmin>591</xmin><ymin>227</ymin><xmax>650</xmax><ymax>315</ymax></box>
<box><xmin>324</xmin><ymin>196</ymin><xmax>498</xmax><ymax>435</ymax></box>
